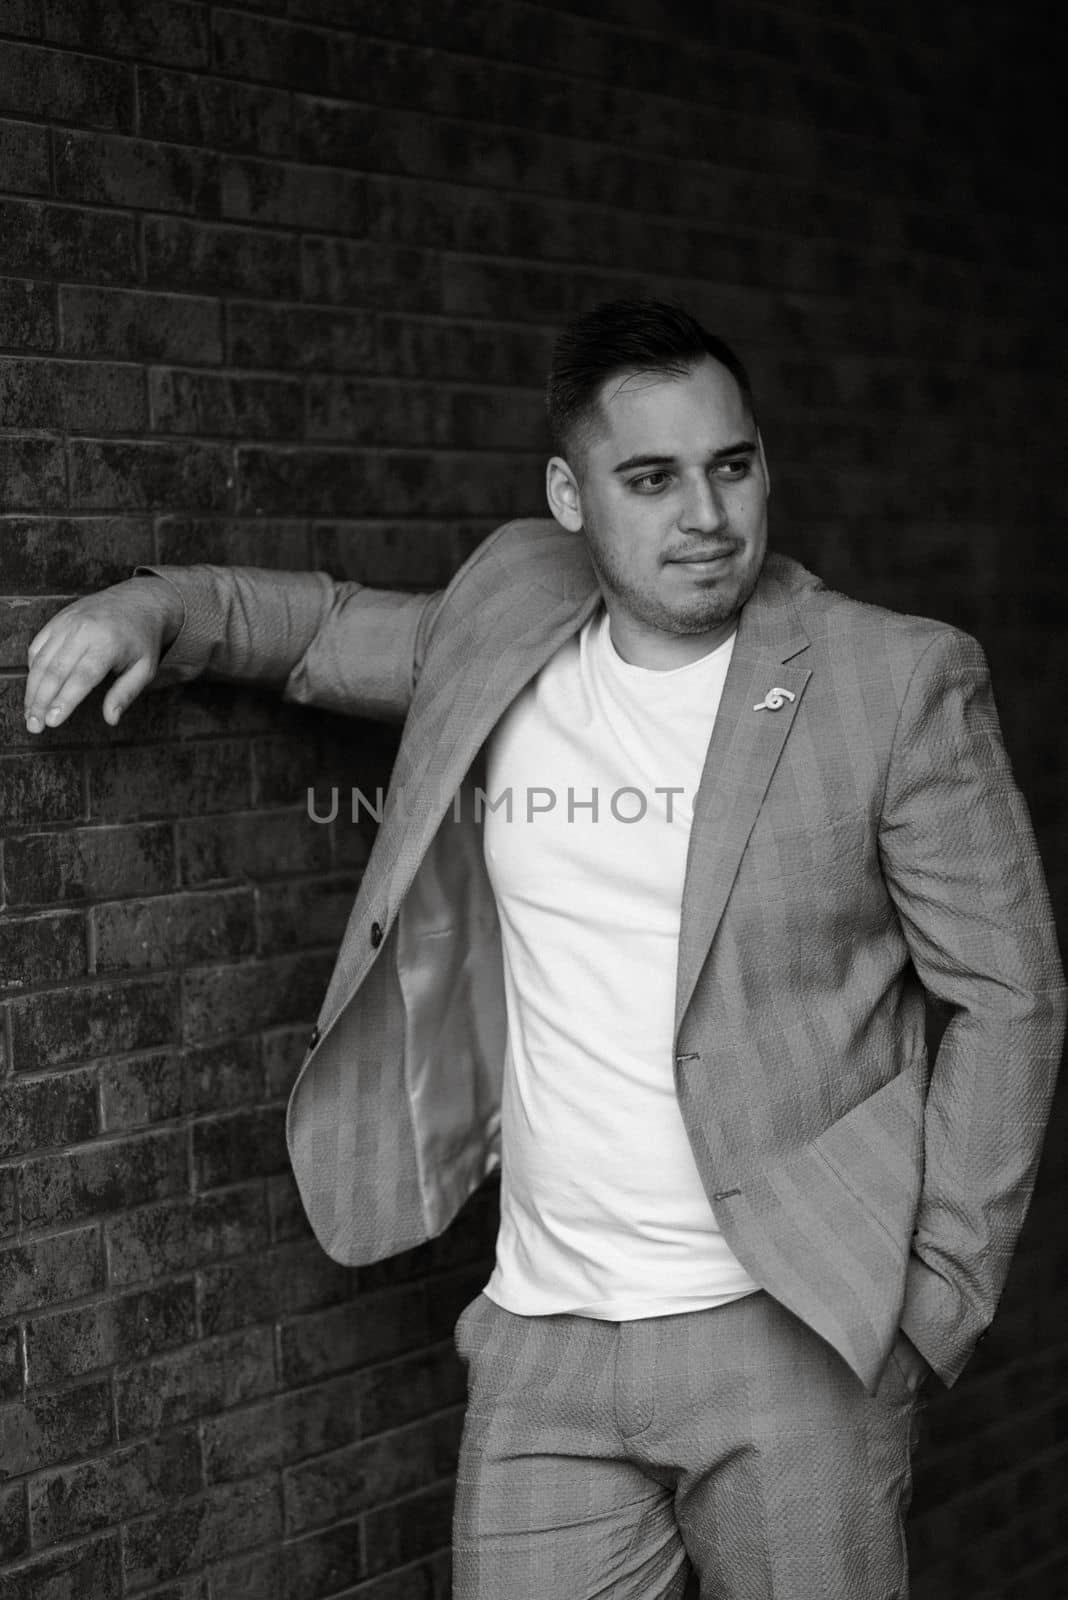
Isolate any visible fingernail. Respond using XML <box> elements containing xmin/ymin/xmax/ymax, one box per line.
<box><xmin>25</xmin><ymin>714</ymin><xmax>41</xmax><ymax>733</ymax></box>
<box><xmin>45</xmin><ymin>705</ymin><xmax>63</xmax><ymax>725</ymax></box>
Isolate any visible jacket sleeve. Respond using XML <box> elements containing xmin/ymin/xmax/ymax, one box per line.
<box><xmin>878</xmin><ymin>627</ymin><xmax>1067</xmax><ymax>1386</ymax></box>
<box><xmin>133</xmin><ymin>563</ymin><xmax>445</xmax><ymax>723</ymax></box>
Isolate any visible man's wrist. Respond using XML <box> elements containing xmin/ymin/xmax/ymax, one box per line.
<box><xmin>126</xmin><ymin>573</ymin><xmax>185</xmax><ymax>648</ymax></box>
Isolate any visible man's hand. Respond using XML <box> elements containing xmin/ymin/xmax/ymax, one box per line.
<box><xmin>23</xmin><ymin>577</ymin><xmax>183</xmax><ymax>733</ymax></box>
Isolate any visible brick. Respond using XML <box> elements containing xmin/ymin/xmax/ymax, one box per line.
<box><xmin>28</xmin><ymin>1427</ymin><xmax>202</xmax><ymax>1545</ymax></box>
<box><xmin>150</xmin><ymin>368</ymin><xmax>303</xmax><ymax>439</ymax></box>
<box><xmin>143</xmin><ymin>215</ymin><xmax>301</xmax><ymax>300</ymax></box>
<box><xmin>0</xmin><ymin>276</ymin><xmax>55</xmax><ymax>350</ymax></box>
<box><xmin>0</xmin><ymin>1328</ymin><xmax>20</xmax><ymax>1403</ymax></box>
<box><xmin>0</xmin><ymin>357</ymin><xmax>146</xmax><ymax>433</ymax></box>
<box><xmin>177</xmin><ymin>812</ymin><xmax>330</xmax><ymax>889</ymax></box>
<box><xmin>0</xmin><ymin>117</ymin><xmax>50</xmax><ymax>196</ymax></box>
<box><xmin>0</xmin><ymin>1532</ymin><xmax>121</xmax><ymax>1600</ymax></box>
<box><xmin>199</xmin><ymin>1239</ymin><xmax>354</xmax><ymax>1339</ymax></box>
<box><xmin>0</xmin><ymin>1066</ymin><xmax>97</xmax><ymax>1157</ymax></box>
<box><xmin>312</xmin><ymin>519</ymin><xmax>486</xmax><ymax>588</ymax></box>
<box><xmin>238</xmin><ymin>446</ymin><xmax>541</xmax><ymax>519</ymax></box>
<box><xmin>0</xmin><ymin>592</ymin><xmax>53</xmax><ymax>665</ymax></box>
<box><xmin>122</xmin><ymin>1471</ymin><xmax>283</xmax><ymax>1588</ymax></box>
<box><xmin>357</xmin><ymin>1342</ymin><xmax>466</xmax><ymax>1440</ymax></box>
<box><xmin>0</xmin><ymin>1479</ymin><xmax>29</xmax><ymax>1562</ymax></box>
<box><xmin>86</xmin><ymin>740</ymin><xmax>250</xmax><ymax>822</ymax></box>
<box><xmin>252</xmin><ymin>726</ymin><xmax>400</xmax><ymax>813</ymax></box>
<box><xmin>0</xmin><ymin>1168</ymin><xmax>17</xmax><ymax>1241</ymax></box>
<box><xmin>302</xmin><ymin>237</ymin><xmax>441</xmax><ymax>310</ymax></box>
<box><xmin>69</xmin><ymin>439</ymin><xmax>233</xmax><ymax>512</ymax></box>
<box><xmin>182</xmin><ymin>1034</ymin><xmax>264</xmax><ymax>1115</ymax></box>
<box><xmin>286</xmin><ymin>1412</ymin><xmax>458</xmax><ymax>1535</ymax></box>
<box><xmin>268</xmin><ymin>1171</ymin><xmax>308</xmax><ymax>1242</ymax></box>
<box><xmin>138</xmin><ymin>65</ymin><xmax>292</xmax><ymax>157</ymax></box>
<box><xmin>116</xmin><ymin>1325</ymin><xmax>276</xmax><ymax>1439</ymax></box>
<box><xmin>306</xmin><ymin>377</ymin><xmax>545</xmax><ymax>450</ymax></box>
<box><xmin>201</xmin><ymin>1241</ymin><xmax>353</xmax><ymax>1343</ymax></box>
<box><xmin>0</xmin><ymin>752</ymin><xmax>83</xmax><ymax>829</ymax></box>
<box><xmin>181</xmin><ymin>950</ymin><xmax>332</xmax><ymax>1042</ymax></box>
<box><xmin>8</xmin><ymin>974</ymin><xmax>179</xmax><ymax>1072</ymax></box>
<box><xmin>227</xmin><ymin>300</ymin><xmax>375</xmax><ymax>372</ymax></box>
<box><xmin>20</xmin><ymin>1127</ymin><xmax>188</xmax><ymax>1229</ymax></box>
<box><xmin>255</xmin><ymin>874</ymin><xmax>356</xmax><ymax>956</ymax></box>
<box><xmin>0</xmin><ymin>436</ymin><xmax>66</xmax><ymax>510</ymax></box>
<box><xmin>192</xmin><ymin>1106</ymin><xmax>288</xmax><ymax>1191</ymax></box>
<box><xmin>156</xmin><ymin>518</ymin><xmax>311</xmax><ymax>569</ymax></box>
<box><xmin>202</xmin><ymin>1371</ymin><xmax>358</xmax><ymax>1484</ymax></box>
<box><xmin>0</xmin><ymin>909</ymin><xmax>87</xmax><ymax>993</ymax></box>
<box><xmin>60</xmin><ymin>285</ymin><xmax>222</xmax><ymax>363</ymax></box>
<box><xmin>231</xmin><ymin>448</ymin><xmax>380</xmax><ymax>519</ymax></box>
<box><xmin>107</xmin><ymin>1186</ymin><xmax>270</xmax><ymax>1287</ymax></box>
<box><xmin>210</xmin><ymin>9</ymin><xmax>356</xmax><ymax>93</ymax></box>
<box><xmin>279</xmin><ymin>1519</ymin><xmax>363</xmax><ymax>1600</ymax></box>
<box><xmin>3</xmin><ymin>822</ymin><xmax>176</xmax><ymax>907</ymax></box>
<box><xmin>211</xmin><ymin>1549</ymin><xmax>286</xmax><ymax>1600</ymax></box>
<box><xmin>376</xmin><ymin>313</ymin><xmax>559</xmax><ymax>388</ymax></box>
<box><xmin>0</xmin><ymin>1227</ymin><xmax>103</xmax><ymax>1317</ymax></box>
<box><xmin>279</xmin><ymin>1282</ymin><xmax>428</xmax><ymax>1386</ymax></box>
<box><xmin>262</xmin><ymin>1026</ymin><xmax>308</xmax><ymax>1102</ymax></box>
<box><xmin>360</xmin><ymin>1483</ymin><xmax>454</xmax><ymax>1582</ymax></box>
<box><xmin>0</xmin><ymin>198</ymin><xmax>138</xmax><ymax>284</ymax></box>
<box><xmin>92</xmin><ymin>887</ymin><xmax>256</xmax><ymax>975</ymax></box>
<box><xmin>100</xmin><ymin>1046</ymin><xmax>183</xmax><ymax>1131</ymax></box>
<box><xmin>0</xmin><ymin>1379</ymin><xmax>111</xmax><ymax>1471</ymax></box>
<box><xmin>0</xmin><ymin>41</ymin><xmax>135</xmax><ymax>131</ymax></box>
<box><xmin>26</xmin><ymin>1279</ymin><xmax>197</xmax><ymax>1385</ymax></box>
<box><xmin>0</xmin><ymin>514</ymin><xmax>153</xmax><ymax>589</ymax></box>
<box><xmin>43</xmin><ymin>0</ymin><xmax>211</xmax><ymax>70</ymax></box>
<box><xmin>221</xmin><ymin>155</ymin><xmax>366</xmax><ymax>235</ymax></box>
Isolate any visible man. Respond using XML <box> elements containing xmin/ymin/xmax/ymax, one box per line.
<box><xmin>24</xmin><ymin>300</ymin><xmax>1066</xmax><ymax>1598</ymax></box>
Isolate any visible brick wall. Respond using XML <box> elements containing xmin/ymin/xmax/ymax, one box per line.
<box><xmin>1</xmin><ymin>3</ymin><xmax>1064</xmax><ymax>1596</ymax></box>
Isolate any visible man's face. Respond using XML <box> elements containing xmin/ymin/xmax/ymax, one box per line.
<box><xmin>547</xmin><ymin>357</ymin><xmax>769</xmax><ymax>663</ymax></box>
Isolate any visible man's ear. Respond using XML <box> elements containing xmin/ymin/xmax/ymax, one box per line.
<box><xmin>756</xmin><ymin>428</ymin><xmax>771</xmax><ymax>499</ymax></box>
<box><xmin>545</xmin><ymin>456</ymin><xmax>583</xmax><ymax>532</ymax></box>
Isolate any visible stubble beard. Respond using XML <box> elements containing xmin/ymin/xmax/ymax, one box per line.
<box><xmin>589</xmin><ymin>540</ymin><xmax>765</xmax><ymax>639</ymax></box>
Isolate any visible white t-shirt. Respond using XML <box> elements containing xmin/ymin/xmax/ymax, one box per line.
<box><xmin>482</xmin><ymin>604</ymin><xmax>762</xmax><ymax>1319</ymax></box>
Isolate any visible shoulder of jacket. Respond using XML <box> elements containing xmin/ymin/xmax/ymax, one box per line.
<box><xmin>786</xmin><ymin>559</ymin><xmax>981</xmax><ymax>664</ymax></box>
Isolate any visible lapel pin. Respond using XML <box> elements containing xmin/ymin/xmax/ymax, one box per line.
<box><xmin>754</xmin><ymin>687</ymin><xmax>796</xmax><ymax>712</ymax></box>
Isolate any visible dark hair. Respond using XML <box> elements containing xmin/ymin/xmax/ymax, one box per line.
<box><xmin>546</xmin><ymin>298</ymin><xmax>755</xmax><ymax>461</ymax></box>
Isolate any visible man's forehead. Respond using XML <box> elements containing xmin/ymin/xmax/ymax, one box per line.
<box><xmin>586</xmin><ymin>358</ymin><xmax>750</xmax><ymax>450</ymax></box>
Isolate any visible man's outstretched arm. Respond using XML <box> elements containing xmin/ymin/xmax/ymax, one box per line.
<box><xmin>23</xmin><ymin>564</ymin><xmax>444</xmax><ymax>734</ymax></box>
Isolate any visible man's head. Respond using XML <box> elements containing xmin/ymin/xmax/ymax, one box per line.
<box><xmin>544</xmin><ymin>299</ymin><xmax>769</xmax><ymax>668</ymax></box>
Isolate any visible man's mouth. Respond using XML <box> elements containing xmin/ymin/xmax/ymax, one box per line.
<box><xmin>666</xmin><ymin>549</ymin><xmax>735</xmax><ymax>566</ymax></box>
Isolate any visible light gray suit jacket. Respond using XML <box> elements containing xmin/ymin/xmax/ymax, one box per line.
<box><xmin>142</xmin><ymin>518</ymin><xmax>1067</xmax><ymax>1397</ymax></box>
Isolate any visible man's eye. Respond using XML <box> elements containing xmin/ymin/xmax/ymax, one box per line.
<box><xmin>630</xmin><ymin>472</ymin><xmax>671</xmax><ymax>492</ymax></box>
<box><xmin>716</xmin><ymin>459</ymin><xmax>751</xmax><ymax>479</ymax></box>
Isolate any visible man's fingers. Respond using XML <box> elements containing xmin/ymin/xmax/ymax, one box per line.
<box><xmin>25</xmin><ymin>645</ymin><xmax>114</xmax><ymax>731</ymax></box>
<box><xmin>24</xmin><ymin>631</ymin><xmax>76</xmax><ymax>728</ymax></box>
<box><xmin>26</xmin><ymin>622</ymin><xmax>54</xmax><ymax>666</ymax></box>
<box><xmin>101</xmin><ymin>656</ymin><xmax>155</xmax><ymax>725</ymax></box>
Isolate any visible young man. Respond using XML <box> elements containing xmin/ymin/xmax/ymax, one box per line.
<box><xmin>24</xmin><ymin>301</ymin><xmax>1066</xmax><ymax>1598</ymax></box>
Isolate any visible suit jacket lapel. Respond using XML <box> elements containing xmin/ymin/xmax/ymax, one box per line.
<box><xmin>674</xmin><ymin>563</ymin><xmax>813</xmax><ymax>1038</ymax></box>
<box><xmin>382</xmin><ymin>530</ymin><xmax>602</xmax><ymax>917</ymax></box>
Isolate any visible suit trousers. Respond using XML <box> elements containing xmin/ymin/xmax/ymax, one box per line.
<box><xmin>452</xmin><ymin>1287</ymin><xmax>927</xmax><ymax>1599</ymax></box>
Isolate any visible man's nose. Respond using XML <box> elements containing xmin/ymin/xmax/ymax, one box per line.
<box><xmin>679</xmin><ymin>475</ymin><xmax>727</xmax><ymax>532</ymax></box>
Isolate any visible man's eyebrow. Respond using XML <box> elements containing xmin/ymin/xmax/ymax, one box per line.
<box><xmin>611</xmin><ymin>440</ymin><xmax>757</xmax><ymax>474</ymax></box>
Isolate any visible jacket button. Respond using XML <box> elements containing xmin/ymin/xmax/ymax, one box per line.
<box><xmin>370</xmin><ymin>920</ymin><xmax>383</xmax><ymax>948</ymax></box>
<box><xmin>307</xmin><ymin>1025</ymin><xmax>320</xmax><ymax>1050</ymax></box>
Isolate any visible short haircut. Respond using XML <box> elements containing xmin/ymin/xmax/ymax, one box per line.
<box><xmin>546</xmin><ymin>298</ymin><xmax>756</xmax><ymax>463</ymax></box>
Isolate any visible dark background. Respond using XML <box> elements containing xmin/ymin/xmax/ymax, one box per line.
<box><xmin>1</xmin><ymin>2</ymin><xmax>1065</xmax><ymax>1596</ymax></box>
